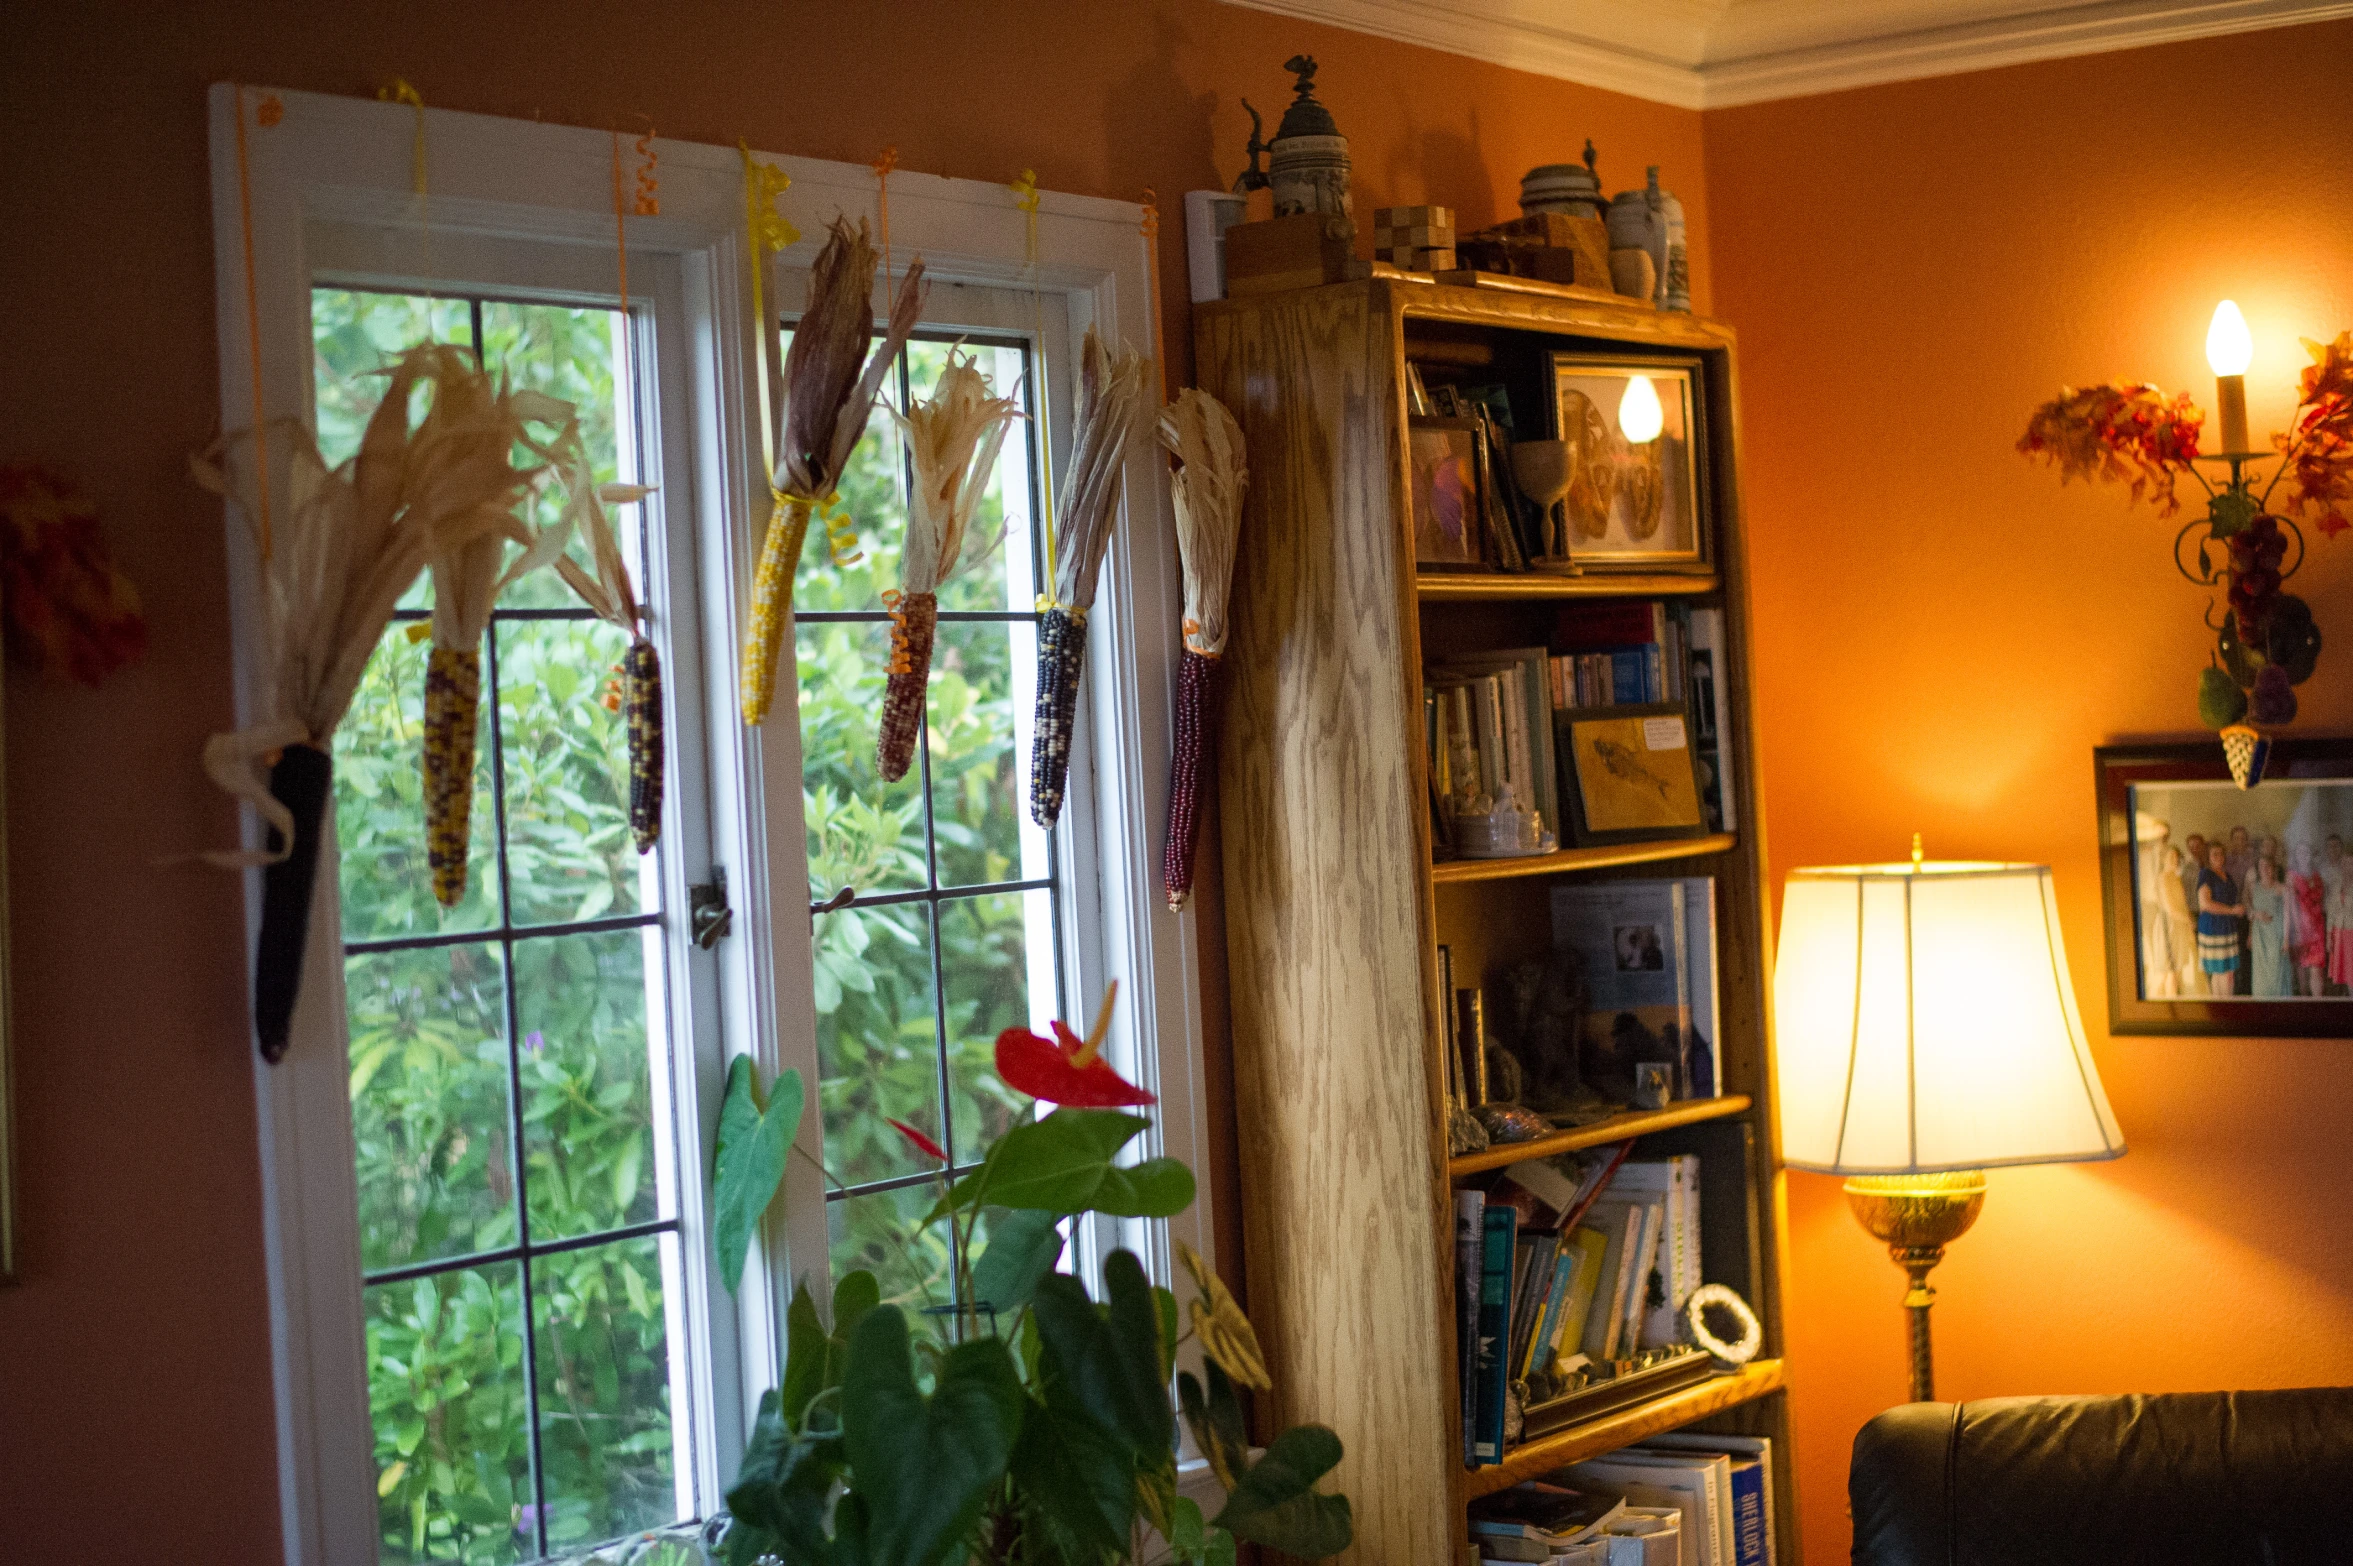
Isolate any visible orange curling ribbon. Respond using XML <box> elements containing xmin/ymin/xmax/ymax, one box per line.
<box><xmin>873</xmin><ymin>145</ymin><xmax>899</xmax><ymax>285</ymax></box>
<box><xmin>232</xmin><ymin>86</ymin><xmax>275</xmax><ymax>561</ymax></box>
<box><xmin>881</xmin><ymin>588</ymin><xmax>912</xmax><ymax>673</ymax></box>
<box><xmin>633</xmin><ymin>121</ymin><xmax>660</xmax><ymax>216</ymax></box>
<box><xmin>610</xmin><ymin>130</ymin><xmax>631</xmax><ymax>313</ymax></box>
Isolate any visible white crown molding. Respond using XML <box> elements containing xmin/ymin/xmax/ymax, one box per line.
<box><xmin>1222</xmin><ymin>0</ymin><xmax>2353</xmax><ymax>108</ymax></box>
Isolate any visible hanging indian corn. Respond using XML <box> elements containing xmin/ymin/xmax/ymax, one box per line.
<box><xmin>546</xmin><ymin>426</ymin><xmax>665</xmax><ymax>850</ymax></box>
<box><xmin>739</xmin><ymin>216</ymin><xmax>926</xmax><ymax>726</ymax></box>
<box><xmin>1029</xmin><ymin>327</ymin><xmax>1150</xmax><ymax>829</ymax></box>
<box><xmin>190</xmin><ymin>345</ymin><xmax>527</xmax><ymax>1060</ymax></box>
<box><xmin>1156</xmin><ymin>389</ymin><xmax>1248</xmax><ymax>911</ymax></box>
<box><xmin>876</xmin><ymin>350</ymin><xmax>1025</xmax><ymax>780</ymax></box>
<box><xmin>417</xmin><ymin>350</ymin><xmax>580</xmax><ymax>906</ymax></box>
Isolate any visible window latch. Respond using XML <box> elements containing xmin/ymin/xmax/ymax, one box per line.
<box><xmin>690</xmin><ymin>869</ymin><xmax>734</xmax><ymax>950</ymax></box>
<box><xmin>810</xmin><ymin>885</ymin><xmax>857</xmax><ymax>919</ymax></box>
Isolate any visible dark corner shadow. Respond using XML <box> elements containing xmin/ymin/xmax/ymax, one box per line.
<box><xmin>1404</xmin><ymin>107</ymin><xmax>1497</xmax><ymax>234</ymax></box>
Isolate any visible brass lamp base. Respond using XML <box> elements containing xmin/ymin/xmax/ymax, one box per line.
<box><xmin>1843</xmin><ymin>1170</ymin><xmax>1987</xmax><ymax>1403</ymax></box>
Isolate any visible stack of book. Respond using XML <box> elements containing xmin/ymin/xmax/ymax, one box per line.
<box><xmin>1550</xmin><ymin>600</ymin><xmax>1735</xmax><ymax>835</ymax></box>
<box><xmin>1427</xmin><ymin>647</ymin><xmax>1561</xmax><ymax>858</ymax></box>
<box><xmin>1471</xmin><ymin>1481</ymin><xmax>1698</xmax><ymax>1565</ymax></box>
<box><xmin>1456</xmin><ymin>1149</ymin><xmax>1710</xmax><ymax>1467</ymax></box>
<box><xmin>1561</xmin><ymin>1435</ymin><xmax>1779</xmax><ymax>1566</ymax></box>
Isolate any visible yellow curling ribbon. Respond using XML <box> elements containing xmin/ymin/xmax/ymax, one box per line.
<box><xmin>740</xmin><ymin>145</ymin><xmax>797</xmax><ymax>522</ymax></box>
<box><xmin>818</xmin><ymin>489</ymin><xmax>861</xmax><ymax>568</ymax></box>
<box><xmin>377</xmin><ymin>78</ymin><xmax>427</xmax><ymax>196</ymax></box>
<box><xmin>873</xmin><ymin>145</ymin><xmax>899</xmax><ymax>286</ymax></box>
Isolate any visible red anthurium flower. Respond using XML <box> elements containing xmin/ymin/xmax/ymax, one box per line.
<box><xmin>993</xmin><ymin>981</ymin><xmax>1156</xmax><ymax>1107</ymax></box>
<box><xmin>888</xmin><ymin>1118</ymin><xmax>948</xmax><ymax>1163</ymax></box>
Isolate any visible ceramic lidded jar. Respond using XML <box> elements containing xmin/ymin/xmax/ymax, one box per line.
<box><xmin>1520</xmin><ymin>141</ymin><xmax>1604</xmax><ymax>220</ymax></box>
<box><xmin>1267</xmin><ymin>54</ymin><xmax>1352</xmax><ymax>227</ymax></box>
<box><xmin>1606</xmin><ymin>165</ymin><xmax>1691</xmax><ymax>311</ymax></box>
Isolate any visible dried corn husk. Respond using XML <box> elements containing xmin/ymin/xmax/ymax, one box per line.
<box><xmin>189</xmin><ymin>344</ymin><xmax>534</xmax><ymax>1061</ymax></box>
<box><xmin>549</xmin><ymin>417</ymin><xmax>666</xmax><ymax>852</ymax></box>
<box><xmin>417</xmin><ymin>351</ymin><xmax>580</xmax><ymax>907</ymax></box>
<box><xmin>1028</xmin><ymin>328</ymin><xmax>1150</xmax><ymax>829</ymax></box>
<box><xmin>1156</xmin><ymin>389</ymin><xmax>1248</xmax><ymax>911</ymax></box>
<box><xmin>876</xmin><ymin>350</ymin><xmax>1023</xmax><ymax>781</ymax></box>
<box><xmin>740</xmin><ymin>216</ymin><xmax>928</xmax><ymax>727</ymax></box>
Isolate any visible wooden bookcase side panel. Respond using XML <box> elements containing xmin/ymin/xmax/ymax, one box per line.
<box><xmin>1195</xmin><ymin>286</ymin><xmax>1456</xmax><ymax>1566</ymax></box>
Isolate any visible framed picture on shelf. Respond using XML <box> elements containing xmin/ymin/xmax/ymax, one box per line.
<box><xmin>1557</xmin><ymin>703</ymin><xmax>1708</xmax><ymax>845</ymax></box>
<box><xmin>1410</xmin><ymin>416</ymin><xmax>1486</xmax><ymax>569</ymax></box>
<box><xmin>2094</xmin><ymin>740</ymin><xmax>2353</xmax><ymax>1037</ymax></box>
<box><xmin>1548</xmin><ymin>351</ymin><xmax>1710</xmax><ymax>572</ymax></box>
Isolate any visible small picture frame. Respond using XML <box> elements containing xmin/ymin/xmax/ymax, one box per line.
<box><xmin>1410</xmin><ymin>416</ymin><xmax>1485</xmax><ymax>569</ymax></box>
<box><xmin>2094</xmin><ymin>740</ymin><xmax>2353</xmax><ymax>1036</ymax></box>
<box><xmin>1558</xmin><ymin>703</ymin><xmax>1708</xmax><ymax>844</ymax></box>
<box><xmin>1548</xmin><ymin>351</ymin><xmax>1710</xmax><ymax>572</ymax></box>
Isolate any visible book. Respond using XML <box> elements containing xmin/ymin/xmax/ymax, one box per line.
<box><xmin>1600</xmin><ymin>1507</ymin><xmax>1683</xmax><ymax>1566</ymax></box>
<box><xmin>1546</xmin><ymin>1224</ymin><xmax>1610</xmax><ymax>1373</ymax></box>
<box><xmin>1474</xmin><ymin>1203</ymin><xmax>1518</xmax><ymax>1463</ymax></box>
<box><xmin>1619</xmin><ymin>1197</ymin><xmax>1665</xmax><ymax>1356</ymax></box>
<box><xmin>1644</xmin><ymin>1435</ymin><xmax>1775</xmax><ymax>1566</ymax></box>
<box><xmin>1433</xmin><ymin>648</ymin><xmax>1560</xmax><ymax>839</ymax></box>
<box><xmin>1570</xmin><ymin>1457</ymin><xmax>1723</xmax><ymax>1566</ymax></box>
<box><xmin>1610</xmin><ymin>1157</ymin><xmax>1703</xmax><ymax>1348</ymax></box>
<box><xmin>1507</xmin><ymin>1230</ymin><xmax>1565</xmax><ymax>1376</ymax></box>
<box><xmin>1552</xmin><ymin>879</ymin><xmax>1722</xmax><ymax>1103</ymax></box>
<box><xmin>1610</xmin><ymin>1449</ymin><xmax>1736</xmax><ymax>1566</ymax></box>
<box><xmin>1576</xmin><ymin>1199</ymin><xmax>1651</xmax><ymax>1361</ymax></box>
<box><xmin>1687</xmin><ymin>607</ymin><xmax>1734</xmax><ymax>833</ymax></box>
<box><xmin>1555</xmin><ymin>600</ymin><xmax>1666</xmax><ymax>652</ymax></box>
<box><xmin>1456</xmin><ymin>1189</ymin><xmax>1485</xmax><ymax>1467</ymax></box>
<box><xmin>1470</xmin><ymin>1480</ymin><xmax>1624</xmax><ymax>1542</ymax></box>
<box><xmin>1520</xmin><ymin>1244</ymin><xmax>1583</xmax><ymax>1378</ymax></box>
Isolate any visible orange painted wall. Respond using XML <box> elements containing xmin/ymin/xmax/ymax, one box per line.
<box><xmin>0</xmin><ymin>2</ymin><xmax>1708</xmax><ymax>1554</ymax></box>
<box><xmin>1705</xmin><ymin>21</ymin><xmax>2353</xmax><ymax>1563</ymax></box>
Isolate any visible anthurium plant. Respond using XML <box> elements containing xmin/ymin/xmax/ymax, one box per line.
<box><xmin>712</xmin><ymin>985</ymin><xmax>1353</xmax><ymax>1566</ymax></box>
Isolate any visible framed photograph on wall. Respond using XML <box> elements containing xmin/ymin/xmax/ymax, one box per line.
<box><xmin>1548</xmin><ymin>351</ymin><xmax>1710</xmax><ymax>572</ymax></box>
<box><xmin>1558</xmin><ymin>703</ymin><xmax>1708</xmax><ymax>845</ymax></box>
<box><xmin>1410</xmin><ymin>416</ymin><xmax>1485</xmax><ymax>569</ymax></box>
<box><xmin>2095</xmin><ymin>740</ymin><xmax>2353</xmax><ymax>1037</ymax></box>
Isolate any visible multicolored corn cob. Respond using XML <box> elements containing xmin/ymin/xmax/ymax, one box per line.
<box><xmin>877</xmin><ymin>591</ymin><xmax>938</xmax><ymax>782</ymax></box>
<box><xmin>424</xmin><ymin>644</ymin><xmax>483</xmax><ymax>908</ymax></box>
<box><xmin>1029</xmin><ymin>606</ymin><xmax>1089</xmax><ymax>828</ymax></box>
<box><xmin>1162</xmin><ymin>647</ymin><xmax>1224</xmax><ymax>911</ymax></box>
<box><xmin>739</xmin><ymin>492</ymin><xmax>812</xmax><ymax>726</ymax></box>
<box><xmin>624</xmin><ymin>633</ymin><xmax>664</xmax><ymax>851</ymax></box>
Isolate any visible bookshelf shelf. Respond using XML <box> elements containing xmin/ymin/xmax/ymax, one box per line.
<box><xmin>1417</xmin><ymin>571</ymin><xmax>1718</xmax><ymax>602</ymax></box>
<box><xmin>1464</xmin><ymin>1360</ymin><xmax>1788</xmax><ymax>1500</ymax></box>
<box><xmin>1447</xmin><ymin>1096</ymin><xmax>1753</xmax><ymax>1177</ymax></box>
<box><xmin>1431</xmin><ymin>834</ymin><xmax>1737</xmax><ymax>887</ymax></box>
<box><xmin>1198</xmin><ymin>276</ymin><xmax>1795</xmax><ymax>1565</ymax></box>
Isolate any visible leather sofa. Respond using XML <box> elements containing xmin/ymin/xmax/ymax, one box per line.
<box><xmin>1850</xmin><ymin>1389</ymin><xmax>2353</xmax><ymax>1565</ymax></box>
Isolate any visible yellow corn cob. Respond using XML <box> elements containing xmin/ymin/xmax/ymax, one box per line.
<box><xmin>740</xmin><ymin>492</ymin><xmax>814</xmax><ymax>726</ymax></box>
<box><xmin>424</xmin><ymin>643</ymin><xmax>482</xmax><ymax>908</ymax></box>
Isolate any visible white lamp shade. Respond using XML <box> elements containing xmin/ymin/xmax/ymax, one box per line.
<box><xmin>1773</xmin><ymin>862</ymin><xmax>2125</xmax><ymax>1174</ymax></box>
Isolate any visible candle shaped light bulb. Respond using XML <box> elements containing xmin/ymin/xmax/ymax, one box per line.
<box><xmin>1619</xmin><ymin>374</ymin><xmax>1665</xmax><ymax>444</ymax></box>
<box><xmin>2207</xmin><ymin>300</ymin><xmax>2253</xmax><ymax>454</ymax></box>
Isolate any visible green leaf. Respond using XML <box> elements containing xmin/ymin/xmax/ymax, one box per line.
<box><xmin>1096</xmin><ymin>1156</ymin><xmax>1197</xmax><ymax>1218</ymax></box>
<box><xmin>711</xmin><ymin>1059</ymin><xmax>805</xmax><ymax>1294</ymax></box>
<box><xmin>1031</xmin><ymin>1252</ymin><xmax>1174</xmax><ymax>1468</ymax></box>
<box><xmin>970</xmin><ymin>1208</ymin><xmax>1065</xmax><ymax>1318</ymax></box>
<box><xmin>1213</xmin><ymin>1425</ymin><xmax>1354</xmax><ymax>1559</ymax></box>
<box><xmin>941</xmin><ymin>1109</ymin><xmax>1187</xmax><ymax>1218</ymax></box>
<box><xmin>780</xmin><ymin>1270</ymin><xmax>880</xmax><ymax>1428</ymax></box>
<box><xmin>1178</xmin><ymin>1362</ymin><xmax>1250</xmax><ymax>1492</ymax></box>
<box><xmin>842</xmin><ymin>1306</ymin><xmax>1024</xmax><ymax>1566</ymax></box>
<box><xmin>1008</xmin><ymin>1392</ymin><xmax>1134</xmax><ymax>1554</ymax></box>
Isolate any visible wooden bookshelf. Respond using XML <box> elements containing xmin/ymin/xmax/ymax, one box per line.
<box><xmin>1416</xmin><ymin>571</ymin><xmax>1717</xmax><ymax>602</ymax></box>
<box><xmin>1463</xmin><ymin>1361</ymin><xmax>1788</xmax><ymax>1500</ymax></box>
<box><xmin>1197</xmin><ymin>276</ymin><xmax>1796</xmax><ymax>1566</ymax></box>
<box><xmin>1448</xmin><ymin>1096</ymin><xmax>1753</xmax><ymax>1177</ymax></box>
<box><xmin>1431</xmin><ymin>833</ymin><xmax>1736</xmax><ymax>886</ymax></box>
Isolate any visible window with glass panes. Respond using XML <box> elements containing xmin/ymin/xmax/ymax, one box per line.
<box><xmin>789</xmin><ymin>329</ymin><xmax>1064</xmax><ymax>1319</ymax></box>
<box><xmin>314</xmin><ymin>288</ymin><xmax>691</xmax><ymax>1564</ymax></box>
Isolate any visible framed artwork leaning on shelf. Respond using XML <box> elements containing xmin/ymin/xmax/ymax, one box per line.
<box><xmin>1558</xmin><ymin>704</ymin><xmax>1709</xmax><ymax>846</ymax></box>
<box><xmin>1548</xmin><ymin>351</ymin><xmax>1710</xmax><ymax>572</ymax></box>
<box><xmin>1411</xmin><ymin>416</ymin><xmax>1487</xmax><ymax>568</ymax></box>
<box><xmin>2095</xmin><ymin>739</ymin><xmax>2353</xmax><ymax>1036</ymax></box>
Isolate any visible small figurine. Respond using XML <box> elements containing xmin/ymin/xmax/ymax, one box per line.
<box><xmin>1232</xmin><ymin>100</ymin><xmax>1271</xmax><ymax>195</ymax></box>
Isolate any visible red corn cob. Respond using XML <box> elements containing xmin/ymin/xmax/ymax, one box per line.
<box><xmin>1029</xmin><ymin>606</ymin><xmax>1088</xmax><ymax>829</ymax></box>
<box><xmin>424</xmin><ymin>644</ymin><xmax>482</xmax><ymax>908</ymax></box>
<box><xmin>624</xmin><ymin>634</ymin><xmax>664</xmax><ymax>852</ymax></box>
<box><xmin>877</xmin><ymin>591</ymin><xmax>938</xmax><ymax>783</ymax></box>
<box><xmin>1162</xmin><ymin>647</ymin><xmax>1224</xmax><ymax>911</ymax></box>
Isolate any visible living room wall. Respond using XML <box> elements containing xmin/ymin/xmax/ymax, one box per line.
<box><xmin>0</xmin><ymin>2</ymin><xmax>1707</xmax><ymax>1554</ymax></box>
<box><xmin>1705</xmin><ymin>20</ymin><xmax>2353</xmax><ymax>1563</ymax></box>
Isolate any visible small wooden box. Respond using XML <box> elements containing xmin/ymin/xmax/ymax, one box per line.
<box><xmin>1224</xmin><ymin>212</ymin><xmax>1355</xmax><ymax>296</ymax></box>
<box><xmin>1373</xmin><ymin>204</ymin><xmax>1453</xmax><ymax>230</ymax></box>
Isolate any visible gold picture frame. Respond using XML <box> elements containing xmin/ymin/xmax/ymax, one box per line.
<box><xmin>1548</xmin><ymin>351</ymin><xmax>1710</xmax><ymax>571</ymax></box>
<box><xmin>1558</xmin><ymin>703</ymin><xmax>1708</xmax><ymax>844</ymax></box>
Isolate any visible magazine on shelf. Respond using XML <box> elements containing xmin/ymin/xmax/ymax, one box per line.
<box><xmin>1551</xmin><ymin>878</ymin><xmax>1723</xmax><ymax>1103</ymax></box>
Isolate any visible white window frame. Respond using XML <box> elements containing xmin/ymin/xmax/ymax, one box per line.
<box><xmin>207</xmin><ymin>84</ymin><xmax>1211</xmax><ymax>1566</ymax></box>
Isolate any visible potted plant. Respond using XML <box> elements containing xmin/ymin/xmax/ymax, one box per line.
<box><xmin>713</xmin><ymin>988</ymin><xmax>1353</xmax><ymax>1566</ymax></box>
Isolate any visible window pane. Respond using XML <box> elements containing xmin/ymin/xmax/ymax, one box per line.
<box><xmin>788</xmin><ymin>335</ymin><xmax>906</xmax><ymax>615</ymax></box>
<box><xmin>798</xmin><ymin>619</ymin><xmax>927</xmax><ymax>899</ymax></box>
<box><xmin>917</xmin><ymin>341</ymin><xmax>1039</xmax><ymax>616</ymax></box>
<box><xmin>827</xmin><ymin>1184</ymin><xmax>955</xmax><ymax>1324</ymax></box>
<box><xmin>531</xmin><ymin>1234</ymin><xmax>679</xmax><ymax>1550</ymax></box>
<box><xmin>313</xmin><ymin>288</ymin><xmax>472</xmax><ymax>469</ymax></box>
<box><xmin>496</xmin><ymin>618</ymin><xmax>647</xmax><ymax>928</ymax></box>
<box><xmin>481</xmin><ymin>300</ymin><xmax>628</xmax><ymax>610</ymax></box>
<box><xmin>814</xmin><ymin>899</ymin><xmax>939</xmax><ymax>1188</ymax></box>
<box><xmin>368</xmin><ymin>1261</ymin><xmax>531</xmax><ymax>1566</ymax></box>
<box><xmin>939</xmin><ymin>891</ymin><xmax>1050</xmax><ymax>1161</ymax></box>
<box><xmin>338</xmin><ymin>623</ymin><xmax>500</xmax><ymax>939</ymax></box>
<box><xmin>349</xmin><ymin>942</ymin><xmax>514</xmax><ymax>1273</ymax></box>
<box><xmin>927</xmin><ymin>618</ymin><xmax>1043</xmax><ymax>890</ymax></box>
<box><xmin>514</xmin><ymin>928</ymin><xmax>664</xmax><ymax>1243</ymax></box>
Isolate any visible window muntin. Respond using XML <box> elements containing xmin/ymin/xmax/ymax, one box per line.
<box><xmin>786</xmin><ymin>329</ymin><xmax>1065</xmax><ymax>1318</ymax></box>
<box><xmin>316</xmin><ymin>288</ymin><xmax>692</xmax><ymax>1563</ymax></box>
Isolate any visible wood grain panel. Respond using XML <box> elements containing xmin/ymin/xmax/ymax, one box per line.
<box><xmin>1197</xmin><ymin>286</ymin><xmax>1453</xmax><ymax>1566</ymax></box>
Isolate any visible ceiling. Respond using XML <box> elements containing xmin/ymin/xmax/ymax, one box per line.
<box><xmin>1221</xmin><ymin>0</ymin><xmax>2353</xmax><ymax>106</ymax></box>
